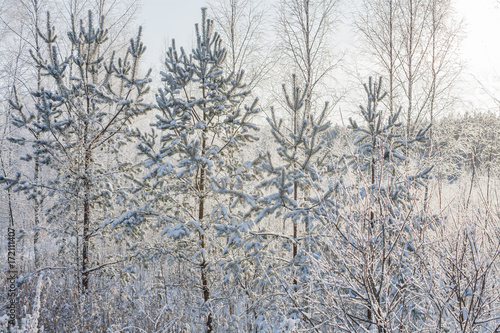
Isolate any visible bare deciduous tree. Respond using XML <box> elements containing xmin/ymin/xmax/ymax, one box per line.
<box><xmin>357</xmin><ymin>0</ymin><xmax>462</xmax><ymax>136</ymax></box>
<box><xmin>277</xmin><ymin>0</ymin><xmax>338</xmax><ymax>115</ymax></box>
<box><xmin>208</xmin><ymin>0</ymin><xmax>273</xmax><ymax>90</ymax></box>
<box><xmin>357</xmin><ymin>0</ymin><xmax>401</xmax><ymax>117</ymax></box>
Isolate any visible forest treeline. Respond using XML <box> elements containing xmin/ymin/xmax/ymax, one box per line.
<box><xmin>1</xmin><ymin>0</ymin><xmax>500</xmax><ymax>332</ymax></box>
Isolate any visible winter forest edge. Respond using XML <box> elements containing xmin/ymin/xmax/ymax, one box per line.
<box><xmin>1</xmin><ymin>0</ymin><xmax>500</xmax><ymax>332</ymax></box>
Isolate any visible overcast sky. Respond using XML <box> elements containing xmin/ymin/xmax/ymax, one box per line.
<box><xmin>455</xmin><ymin>0</ymin><xmax>500</xmax><ymax>107</ymax></box>
<box><xmin>138</xmin><ymin>0</ymin><xmax>500</xmax><ymax>110</ymax></box>
<box><xmin>138</xmin><ymin>0</ymin><xmax>207</xmax><ymax>71</ymax></box>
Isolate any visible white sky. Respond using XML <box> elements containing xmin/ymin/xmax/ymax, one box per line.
<box><xmin>138</xmin><ymin>0</ymin><xmax>207</xmax><ymax>72</ymax></box>
<box><xmin>138</xmin><ymin>0</ymin><xmax>500</xmax><ymax>111</ymax></box>
<box><xmin>455</xmin><ymin>0</ymin><xmax>500</xmax><ymax>108</ymax></box>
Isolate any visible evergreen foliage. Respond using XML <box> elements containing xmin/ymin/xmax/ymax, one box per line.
<box><xmin>310</xmin><ymin>77</ymin><xmax>435</xmax><ymax>331</ymax></box>
<box><xmin>4</xmin><ymin>10</ymin><xmax>151</xmax><ymax>296</ymax></box>
<box><xmin>135</xmin><ymin>8</ymin><xmax>260</xmax><ymax>332</ymax></box>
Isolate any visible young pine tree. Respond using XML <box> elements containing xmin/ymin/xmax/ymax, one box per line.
<box><xmin>312</xmin><ymin>77</ymin><xmax>434</xmax><ymax>331</ymax></box>
<box><xmin>136</xmin><ymin>8</ymin><xmax>260</xmax><ymax>332</ymax></box>
<box><xmin>252</xmin><ymin>74</ymin><xmax>335</xmax><ymax>330</ymax></box>
<box><xmin>6</xmin><ymin>11</ymin><xmax>151</xmax><ymax>295</ymax></box>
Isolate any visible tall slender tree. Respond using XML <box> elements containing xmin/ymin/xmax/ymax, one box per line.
<box><xmin>251</xmin><ymin>74</ymin><xmax>335</xmax><ymax>330</ymax></box>
<box><xmin>0</xmin><ymin>0</ymin><xmax>49</xmax><ymax>269</ymax></box>
<box><xmin>207</xmin><ymin>0</ymin><xmax>272</xmax><ymax>90</ymax></box>
<box><xmin>357</xmin><ymin>0</ymin><xmax>401</xmax><ymax>117</ymax></box>
<box><xmin>308</xmin><ymin>77</ymin><xmax>434</xmax><ymax>331</ymax></box>
<box><xmin>5</xmin><ymin>10</ymin><xmax>151</xmax><ymax>294</ymax></box>
<box><xmin>356</xmin><ymin>0</ymin><xmax>462</xmax><ymax>136</ymax></box>
<box><xmin>136</xmin><ymin>8</ymin><xmax>260</xmax><ymax>332</ymax></box>
<box><xmin>277</xmin><ymin>0</ymin><xmax>338</xmax><ymax>115</ymax></box>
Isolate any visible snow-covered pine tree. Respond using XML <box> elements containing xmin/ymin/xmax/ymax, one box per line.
<box><xmin>135</xmin><ymin>8</ymin><xmax>259</xmax><ymax>332</ymax></box>
<box><xmin>345</xmin><ymin>76</ymin><xmax>432</xmax><ymax>210</ymax></box>
<box><xmin>251</xmin><ymin>74</ymin><xmax>335</xmax><ymax>330</ymax></box>
<box><xmin>0</xmin><ymin>0</ymin><xmax>49</xmax><ymax>270</ymax></box>
<box><xmin>311</xmin><ymin>77</ymin><xmax>434</xmax><ymax>331</ymax></box>
<box><xmin>5</xmin><ymin>11</ymin><xmax>151</xmax><ymax>295</ymax></box>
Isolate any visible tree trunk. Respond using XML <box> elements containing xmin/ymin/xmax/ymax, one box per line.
<box><xmin>199</xmin><ymin>165</ymin><xmax>212</xmax><ymax>332</ymax></box>
<box><xmin>33</xmin><ymin>1</ymin><xmax>42</xmax><ymax>268</ymax></box>
<box><xmin>293</xmin><ymin>180</ymin><xmax>298</xmax><ymax>287</ymax></box>
<box><xmin>200</xmin><ymin>81</ymin><xmax>212</xmax><ymax>332</ymax></box>
<box><xmin>82</xmin><ymin>145</ymin><xmax>91</xmax><ymax>293</ymax></box>
<box><xmin>389</xmin><ymin>0</ymin><xmax>394</xmax><ymax>118</ymax></box>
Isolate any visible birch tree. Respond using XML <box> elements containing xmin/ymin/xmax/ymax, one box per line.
<box><xmin>357</xmin><ymin>0</ymin><xmax>462</xmax><ymax>136</ymax></box>
<box><xmin>277</xmin><ymin>0</ymin><xmax>338</xmax><ymax>115</ymax></box>
<box><xmin>208</xmin><ymin>0</ymin><xmax>273</xmax><ymax>90</ymax></box>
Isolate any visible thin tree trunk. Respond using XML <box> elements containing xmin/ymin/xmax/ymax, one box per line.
<box><xmin>293</xmin><ymin>180</ymin><xmax>298</xmax><ymax>287</ymax></box>
<box><xmin>82</xmin><ymin>141</ymin><xmax>91</xmax><ymax>293</ymax></box>
<box><xmin>200</xmin><ymin>80</ymin><xmax>212</xmax><ymax>332</ymax></box>
<box><xmin>304</xmin><ymin>0</ymin><xmax>312</xmax><ymax>117</ymax></box>
<box><xmin>389</xmin><ymin>0</ymin><xmax>394</xmax><ymax>117</ymax></box>
<box><xmin>430</xmin><ymin>0</ymin><xmax>437</xmax><ymax>142</ymax></box>
<box><xmin>82</xmin><ymin>47</ymin><xmax>92</xmax><ymax>292</ymax></box>
<box><xmin>33</xmin><ymin>0</ymin><xmax>42</xmax><ymax>269</ymax></box>
<box><xmin>292</xmin><ymin>80</ymin><xmax>298</xmax><ymax>287</ymax></box>
<box><xmin>199</xmin><ymin>166</ymin><xmax>212</xmax><ymax>332</ymax></box>
<box><xmin>486</xmin><ymin>151</ymin><xmax>492</xmax><ymax>204</ymax></box>
<box><xmin>466</xmin><ymin>148</ymin><xmax>476</xmax><ymax>210</ymax></box>
<box><xmin>406</xmin><ymin>1</ymin><xmax>414</xmax><ymax>138</ymax></box>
